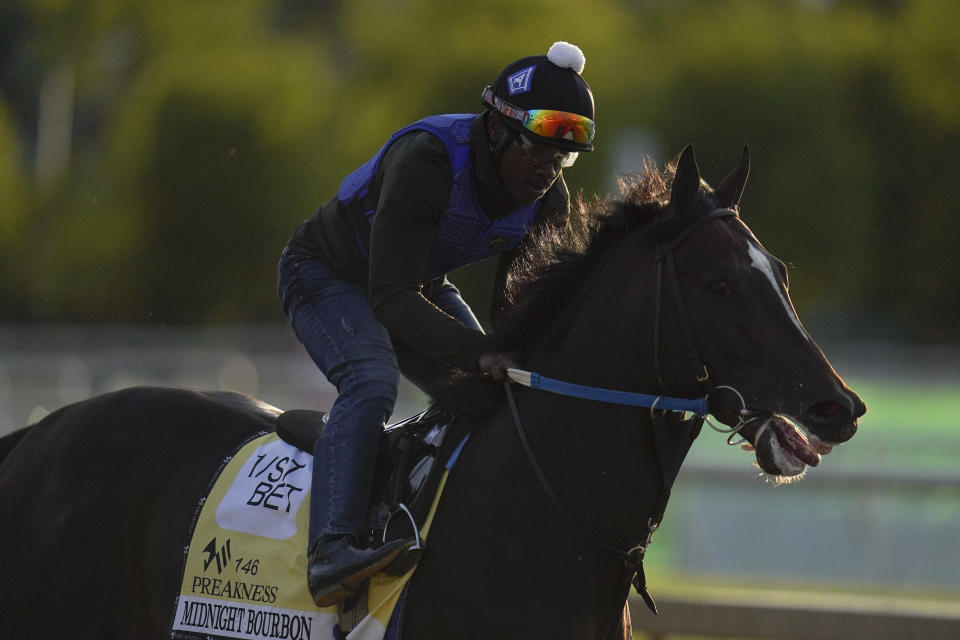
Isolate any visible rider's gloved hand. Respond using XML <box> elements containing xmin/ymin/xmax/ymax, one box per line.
<box><xmin>478</xmin><ymin>349</ymin><xmax>520</xmax><ymax>381</ymax></box>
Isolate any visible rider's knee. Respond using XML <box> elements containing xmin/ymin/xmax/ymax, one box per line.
<box><xmin>348</xmin><ymin>361</ymin><xmax>400</xmax><ymax>408</ymax></box>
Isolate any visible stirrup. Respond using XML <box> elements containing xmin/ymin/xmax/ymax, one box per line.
<box><xmin>380</xmin><ymin>503</ymin><xmax>423</xmax><ymax>576</ymax></box>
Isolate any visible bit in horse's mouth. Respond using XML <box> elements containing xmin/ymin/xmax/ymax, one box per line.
<box><xmin>746</xmin><ymin>413</ymin><xmax>828</xmax><ymax>477</ymax></box>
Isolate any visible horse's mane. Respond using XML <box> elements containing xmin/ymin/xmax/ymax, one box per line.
<box><xmin>494</xmin><ymin>159</ymin><xmax>676</xmax><ymax>350</ymax></box>
<box><xmin>433</xmin><ymin>159</ymin><xmax>678</xmax><ymax>414</ymax></box>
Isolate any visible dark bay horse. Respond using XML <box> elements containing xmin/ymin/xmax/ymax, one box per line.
<box><xmin>0</xmin><ymin>145</ymin><xmax>864</xmax><ymax>639</ymax></box>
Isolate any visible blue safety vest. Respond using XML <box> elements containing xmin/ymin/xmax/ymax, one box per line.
<box><xmin>337</xmin><ymin>114</ymin><xmax>541</xmax><ymax>281</ymax></box>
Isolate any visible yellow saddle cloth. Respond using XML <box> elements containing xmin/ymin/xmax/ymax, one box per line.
<box><xmin>171</xmin><ymin>432</ymin><xmax>446</xmax><ymax>640</ymax></box>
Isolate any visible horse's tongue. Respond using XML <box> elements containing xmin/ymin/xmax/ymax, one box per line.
<box><xmin>770</xmin><ymin>416</ymin><xmax>820</xmax><ymax>467</ymax></box>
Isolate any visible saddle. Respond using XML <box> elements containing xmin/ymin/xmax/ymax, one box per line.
<box><xmin>276</xmin><ymin>406</ymin><xmax>471</xmax><ymax>562</ymax></box>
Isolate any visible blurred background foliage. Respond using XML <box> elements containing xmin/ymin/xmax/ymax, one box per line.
<box><xmin>0</xmin><ymin>0</ymin><xmax>957</xmax><ymax>343</ymax></box>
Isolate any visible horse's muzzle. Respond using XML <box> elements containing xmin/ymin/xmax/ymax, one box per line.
<box><xmin>802</xmin><ymin>390</ymin><xmax>865</xmax><ymax>444</ymax></box>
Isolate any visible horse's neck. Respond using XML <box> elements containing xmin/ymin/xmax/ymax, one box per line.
<box><xmin>411</xmin><ymin>287</ymin><xmax>664</xmax><ymax>633</ymax></box>
<box><xmin>527</xmin><ymin>245</ymin><xmax>659</xmax><ymax>393</ymax></box>
<box><xmin>418</xmin><ymin>394</ymin><xmax>657</xmax><ymax>633</ymax></box>
<box><xmin>411</xmin><ymin>241</ymin><xmax>666</xmax><ymax>630</ymax></box>
<box><xmin>512</xmin><ymin>240</ymin><xmax>667</xmax><ymax>540</ymax></box>
<box><xmin>510</xmin><ymin>254</ymin><xmax>665</xmax><ymax>527</ymax></box>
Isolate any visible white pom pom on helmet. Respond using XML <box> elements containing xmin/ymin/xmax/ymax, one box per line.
<box><xmin>547</xmin><ymin>41</ymin><xmax>586</xmax><ymax>74</ymax></box>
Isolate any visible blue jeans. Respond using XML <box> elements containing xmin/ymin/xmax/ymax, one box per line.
<box><xmin>277</xmin><ymin>250</ymin><xmax>482</xmax><ymax>545</ymax></box>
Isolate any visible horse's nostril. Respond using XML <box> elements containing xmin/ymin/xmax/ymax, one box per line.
<box><xmin>806</xmin><ymin>399</ymin><xmax>859</xmax><ymax>443</ymax></box>
<box><xmin>810</xmin><ymin>392</ymin><xmax>866</xmax><ymax>420</ymax></box>
<box><xmin>810</xmin><ymin>401</ymin><xmax>846</xmax><ymax>418</ymax></box>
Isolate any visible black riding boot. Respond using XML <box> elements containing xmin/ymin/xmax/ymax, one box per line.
<box><xmin>307</xmin><ymin>535</ymin><xmax>416</xmax><ymax>607</ymax></box>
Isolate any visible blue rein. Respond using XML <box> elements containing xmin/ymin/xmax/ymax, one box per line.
<box><xmin>506</xmin><ymin>368</ymin><xmax>709</xmax><ymax>415</ymax></box>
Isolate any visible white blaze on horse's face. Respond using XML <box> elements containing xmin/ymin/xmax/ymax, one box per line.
<box><xmin>746</xmin><ymin>242</ymin><xmax>809</xmax><ymax>340</ymax></box>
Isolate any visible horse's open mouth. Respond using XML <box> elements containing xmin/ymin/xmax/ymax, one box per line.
<box><xmin>743</xmin><ymin>413</ymin><xmax>832</xmax><ymax>477</ymax></box>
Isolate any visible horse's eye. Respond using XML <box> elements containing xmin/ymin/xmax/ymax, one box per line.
<box><xmin>707</xmin><ymin>280</ymin><xmax>731</xmax><ymax>295</ymax></box>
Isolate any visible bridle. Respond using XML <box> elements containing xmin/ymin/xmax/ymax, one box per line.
<box><xmin>652</xmin><ymin>207</ymin><xmax>761</xmax><ymax>440</ymax></box>
<box><xmin>502</xmin><ymin>205</ymin><xmax>753</xmax><ymax>634</ymax></box>
<box><xmin>653</xmin><ymin>207</ymin><xmax>737</xmax><ymax>392</ymax></box>
<box><xmin>652</xmin><ymin>207</ymin><xmax>737</xmax><ymax>391</ymax></box>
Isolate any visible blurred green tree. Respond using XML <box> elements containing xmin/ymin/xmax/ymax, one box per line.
<box><xmin>0</xmin><ymin>102</ymin><xmax>30</xmax><ymax>316</ymax></box>
<box><xmin>0</xmin><ymin>0</ymin><xmax>956</xmax><ymax>343</ymax></box>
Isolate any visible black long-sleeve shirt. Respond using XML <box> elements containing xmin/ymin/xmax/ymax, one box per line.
<box><xmin>286</xmin><ymin>112</ymin><xmax>569</xmax><ymax>371</ymax></box>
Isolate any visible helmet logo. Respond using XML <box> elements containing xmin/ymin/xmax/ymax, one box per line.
<box><xmin>506</xmin><ymin>65</ymin><xmax>536</xmax><ymax>96</ymax></box>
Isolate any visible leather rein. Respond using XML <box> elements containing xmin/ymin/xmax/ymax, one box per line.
<box><xmin>502</xmin><ymin>207</ymin><xmax>739</xmax><ymax>631</ymax></box>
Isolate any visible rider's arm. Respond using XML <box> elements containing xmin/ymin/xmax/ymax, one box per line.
<box><xmin>367</xmin><ymin>132</ymin><xmax>491</xmax><ymax>372</ymax></box>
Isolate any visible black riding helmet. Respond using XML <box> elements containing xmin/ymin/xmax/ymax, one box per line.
<box><xmin>482</xmin><ymin>41</ymin><xmax>596</xmax><ymax>153</ymax></box>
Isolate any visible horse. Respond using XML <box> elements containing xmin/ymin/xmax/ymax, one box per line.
<box><xmin>0</xmin><ymin>145</ymin><xmax>864</xmax><ymax>639</ymax></box>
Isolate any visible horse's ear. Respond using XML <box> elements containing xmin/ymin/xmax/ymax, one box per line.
<box><xmin>670</xmin><ymin>144</ymin><xmax>701</xmax><ymax>206</ymax></box>
<box><xmin>714</xmin><ymin>145</ymin><xmax>751</xmax><ymax>207</ymax></box>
